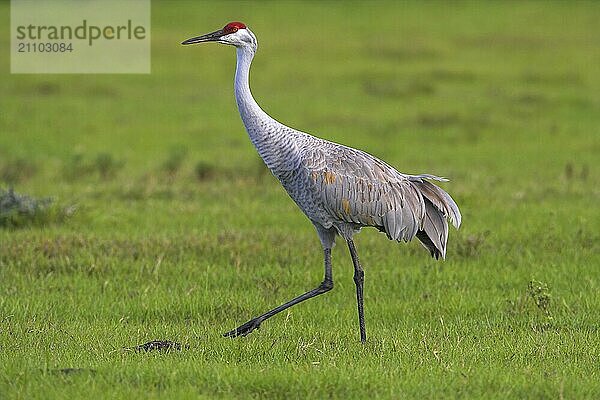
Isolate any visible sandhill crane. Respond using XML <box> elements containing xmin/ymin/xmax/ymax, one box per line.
<box><xmin>182</xmin><ymin>22</ymin><xmax>461</xmax><ymax>342</ymax></box>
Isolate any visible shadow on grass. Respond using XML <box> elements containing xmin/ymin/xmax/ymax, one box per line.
<box><xmin>62</xmin><ymin>152</ymin><xmax>125</xmax><ymax>181</ymax></box>
<box><xmin>0</xmin><ymin>158</ymin><xmax>37</xmax><ymax>184</ymax></box>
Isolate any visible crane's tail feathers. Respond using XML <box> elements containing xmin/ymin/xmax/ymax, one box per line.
<box><xmin>416</xmin><ymin>198</ymin><xmax>448</xmax><ymax>259</ymax></box>
<box><xmin>410</xmin><ymin>177</ymin><xmax>462</xmax><ymax>229</ymax></box>
<box><xmin>409</xmin><ymin>177</ymin><xmax>462</xmax><ymax>260</ymax></box>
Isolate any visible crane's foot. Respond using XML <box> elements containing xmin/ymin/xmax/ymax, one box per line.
<box><xmin>223</xmin><ymin>318</ymin><xmax>262</xmax><ymax>338</ymax></box>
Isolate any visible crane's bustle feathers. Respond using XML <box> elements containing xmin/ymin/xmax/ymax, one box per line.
<box><xmin>301</xmin><ymin>142</ymin><xmax>461</xmax><ymax>259</ymax></box>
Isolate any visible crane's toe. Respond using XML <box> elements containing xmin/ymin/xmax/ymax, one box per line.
<box><xmin>223</xmin><ymin>318</ymin><xmax>262</xmax><ymax>338</ymax></box>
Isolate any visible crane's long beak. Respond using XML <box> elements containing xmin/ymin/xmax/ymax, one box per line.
<box><xmin>181</xmin><ymin>29</ymin><xmax>225</xmax><ymax>45</ymax></box>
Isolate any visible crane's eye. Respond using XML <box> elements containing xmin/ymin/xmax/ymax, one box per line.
<box><xmin>224</xmin><ymin>26</ymin><xmax>238</xmax><ymax>34</ymax></box>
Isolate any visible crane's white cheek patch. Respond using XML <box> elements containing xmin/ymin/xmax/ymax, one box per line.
<box><xmin>11</xmin><ymin>0</ymin><xmax>150</xmax><ymax>74</ymax></box>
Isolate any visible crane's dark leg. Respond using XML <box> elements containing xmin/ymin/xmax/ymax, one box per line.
<box><xmin>223</xmin><ymin>248</ymin><xmax>333</xmax><ymax>338</ymax></box>
<box><xmin>347</xmin><ymin>239</ymin><xmax>366</xmax><ymax>343</ymax></box>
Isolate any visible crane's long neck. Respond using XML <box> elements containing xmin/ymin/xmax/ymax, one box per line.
<box><xmin>234</xmin><ymin>46</ymin><xmax>298</xmax><ymax>172</ymax></box>
<box><xmin>234</xmin><ymin>47</ymin><xmax>269</xmax><ymax>126</ymax></box>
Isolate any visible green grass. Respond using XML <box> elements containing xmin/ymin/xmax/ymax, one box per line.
<box><xmin>1</xmin><ymin>1</ymin><xmax>600</xmax><ymax>398</ymax></box>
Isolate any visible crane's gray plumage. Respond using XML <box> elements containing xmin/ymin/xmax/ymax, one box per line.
<box><xmin>182</xmin><ymin>22</ymin><xmax>462</xmax><ymax>342</ymax></box>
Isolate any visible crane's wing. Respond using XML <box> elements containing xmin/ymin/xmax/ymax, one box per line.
<box><xmin>302</xmin><ymin>140</ymin><xmax>461</xmax><ymax>258</ymax></box>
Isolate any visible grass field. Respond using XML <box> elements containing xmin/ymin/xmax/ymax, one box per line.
<box><xmin>1</xmin><ymin>1</ymin><xmax>600</xmax><ymax>398</ymax></box>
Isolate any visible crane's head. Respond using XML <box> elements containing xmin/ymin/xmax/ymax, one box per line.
<box><xmin>181</xmin><ymin>22</ymin><xmax>257</xmax><ymax>52</ymax></box>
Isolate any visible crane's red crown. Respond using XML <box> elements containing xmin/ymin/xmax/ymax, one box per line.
<box><xmin>223</xmin><ymin>22</ymin><xmax>246</xmax><ymax>34</ymax></box>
